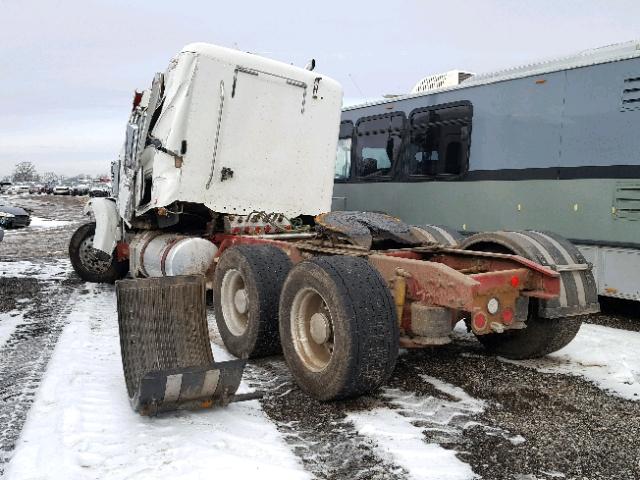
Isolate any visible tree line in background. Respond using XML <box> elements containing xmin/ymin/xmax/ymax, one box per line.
<box><xmin>1</xmin><ymin>161</ymin><xmax>109</xmax><ymax>185</ymax></box>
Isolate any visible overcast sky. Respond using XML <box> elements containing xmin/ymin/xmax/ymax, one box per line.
<box><xmin>1</xmin><ymin>0</ymin><xmax>639</xmax><ymax>178</ymax></box>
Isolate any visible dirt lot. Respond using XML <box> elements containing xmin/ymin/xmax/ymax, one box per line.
<box><xmin>0</xmin><ymin>194</ymin><xmax>639</xmax><ymax>480</ymax></box>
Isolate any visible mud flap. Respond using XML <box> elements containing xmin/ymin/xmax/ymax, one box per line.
<box><xmin>115</xmin><ymin>275</ymin><xmax>246</xmax><ymax>415</ymax></box>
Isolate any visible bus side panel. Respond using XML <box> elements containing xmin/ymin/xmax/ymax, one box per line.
<box><xmin>466</xmin><ymin>71</ymin><xmax>565</xmax><ymax>172</ymax></box>
<box><xmin>562</xmin><ymin>58</ymin><xmax>640</xmax><ymax>169</ymax></box>
<box><xmin>332</xmin><ymin>179</ymin><xmax>635</xmax><ymax>245</ymax></box>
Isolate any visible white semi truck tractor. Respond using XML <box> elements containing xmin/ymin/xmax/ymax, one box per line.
<box><xmin>69</xmin><ymin>44</ymin><xmax>598</xmax><ymax>415</ymax></box>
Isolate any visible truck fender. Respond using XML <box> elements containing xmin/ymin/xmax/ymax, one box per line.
<box><xmin>83</xmin><ymin>198</ymin><xmax>122</xmax><ymax>255</ymax></box>
<box><xmin>460</xmin><ymin>230</ymin><xmax>600</xmax><ymax>318</ymax></box>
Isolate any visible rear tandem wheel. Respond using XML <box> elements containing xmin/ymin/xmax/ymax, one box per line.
<box><xmin>213</xmin><ymin>245</ymin><xmax>292</xmax><ymax>359</ymax></box>
<box><xmin>460</xmin><ymin>230</ymin><xmax>592</xmax><ymax>359</ymax></box>
<box><xmin>279</xmin><ymin>256</ymin><xmax>399</xmax><ymax>401</ymax></box>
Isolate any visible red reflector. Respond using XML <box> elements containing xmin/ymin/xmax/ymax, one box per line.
<box><xmin>132</xmin><ymin>90</ymin><xmax>143</xmax><ymax>109</ymax></box>
<box><xmin>510</xmin><ymin>276</ymin><xmax>520</xmax><ymax>288</ymax></box>
<box><xmin>502</xmin><ymin>308</ymin><xmax>514</xmax><ymax>325</ymax></box>
<box><xmin>473</xmin><ymin>312</ymin><xmax>487</xmax><ymax>330</ymax></box>
<box><xmin>231</xmin><ymin>227</ymin><xmax>240</xmax><ymax>235</ymax></box>
<box><xmin>264</xmin><ymin>225</ymin><xmax>272</xmax><ymax>233</ymax></box>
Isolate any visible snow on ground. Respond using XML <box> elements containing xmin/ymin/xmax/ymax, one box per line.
<box><xmin>28</xmin><ymin>217</ymin><xmax>72</xmax><ymax>229</ymax></box>
<box><xmin>0</xmin><ymin>312</ymin><xmax>23</xmax><ymax>348</ymax></box>
<box><xmin>0</xmin><ymin>260</ymin><xmax>72</xmax><ymax>280</ymax></box>
<box><xmin>4</xmin><ymin>284</ymin><xmax>308</xmax><ymax>480</ymax></box>
<box><xmin>348</xmin><ymin>376</ymin><xmax>485</xmax><ymax>480</ymax></box>
<box><xmin>349</xmin><ymin>408</ymin><xmax>476</xmax><ymax>480</ymax></box>
<box><xmin>502</xmin><ymin>324</ymin><xmax>640</xmax><ymax>401</ymax></box>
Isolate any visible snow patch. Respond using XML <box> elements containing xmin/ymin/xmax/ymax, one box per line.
<box><xmin>501</xmin><ymin>324</ymin><xmax>640</xmax><ymax>401</ymax></box>
<box><xmin>29</xmin><ymin>216</ymin><xmax>72</xmax><ymax>229</ymax></box>
<box><xmin>348</xmin><ymin>408</ymin><xmax>476</xmax><ymax>480</ymax></box>
<box><xmin>0</xmin><ymin>259</ymin><xmax>71</xmax><ymax>280</ymax></box>
<box><xmin>5</xmin><ymin>285</ymin><xmax>308</xmax><ymax>480</ymax></box>
<box><xmin>0</xmin><ymin>311</ymin><xmax>23</xmax><ymax>348</ymax></box>
<box><xmin>348</xmin><ymin>377</ymin><xmax>487</xmax><ymax>479</ymax></box>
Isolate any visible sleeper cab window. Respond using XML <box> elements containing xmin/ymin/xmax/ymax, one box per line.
<box><xmin>355</xmin><ymin>112</ymin><xmax>405</xmax><ymax>180</ymax></box>
<box><xmin>406</xmin><ymin>103</ymin><xmax>472</xmax><ymax>178</ymax></box>
<box><xmin>335</xmin><ymin>121</ymin><xmax>354</xmax><ymax>181</ymax></box>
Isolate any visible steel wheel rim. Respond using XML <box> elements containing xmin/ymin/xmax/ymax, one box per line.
<box><xmin>78</xmin><ymin>234</ymin><xmax>111</xmax><ymax>273</ymax></box>
<box><xmin>290</xmin><ymin>287</ymin><xmax>334</xmax><ymax>372</ymax></box>
<box><xmin>220</xmin><ymin>269</ymin><xmax>249</xmax><ymax>336</ymax></box>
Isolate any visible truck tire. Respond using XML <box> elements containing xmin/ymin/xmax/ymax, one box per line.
<box><xmin>213</xmin><ymin>245</ymin><xmax>291</xmax><ymax>359</ymax></box>
<box><xmin>279</xmin><ymin>256</ymin><xmax>399</xmax><ymax>401</ymax></box>
<box><xmin>460</xmin><ymin>230</ymin><xmax>588</xmax><ymax>359</ymax></box>
<box><xmin>69</xmin><ymin>222</ymin><xmax>129</xmax><ymax>283</ymax></box>
<box><xmin>473</xmin><ymin>314</ymin><xmax>582</xmax><ymax>360</ymax></box>
<box><xmin>411</xmin><ymin>224</ymin><xmax>463</xmax><ymax>246</ymax></box>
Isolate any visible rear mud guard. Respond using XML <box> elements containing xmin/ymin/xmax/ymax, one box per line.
<box><xmin>460</xmin><ymin>230</ymin><xmax>600</xmax><ymax>318</ymax></box>
<box><xmin>116</xmin><ymin>275</ymin><xmax>246</xmax><ymax>415</ymax></box>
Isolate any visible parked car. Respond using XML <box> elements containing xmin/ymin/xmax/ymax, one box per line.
<box><xmin>0</xmin><ymin>182</ymin><xmax>12</xmax><ymax>194</ymax></box>
<box><xmin>29</xmin><ymin>184</ymin><xmax>44</xmax><ymax>194</ymax></box>
<box><xmin>53</xmin><ymin>185</ymin><xmax>71</xmax><ymax>195</ymax></box>
<box><xmin>89</xmin><ymin>184</ymin><xmax>110</xmax><ymax>197</ymax></box>
<box><xmin>71</xmin><ymin>184</ymin><xmax>90</xmax><ymax>196</ymax></box>
<box><xmin>0</xmin><ymin>203</ymin><xmax>32</xmax><ymax>228</ymax></box>
<box><xmin>8</xmin><ymin>185</ymin><xmax>30</xmax><ymax>195</ymax></box>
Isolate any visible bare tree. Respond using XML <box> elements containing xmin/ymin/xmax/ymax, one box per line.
<box><xmin>12</xmin><ymin>161</ymin><xmax>39</xmax><ymax>182</ymax></box>
<box><xmin>42</xmin><ymin>171</ymin><xmax>59</xmax><ymax>185</ymax></box>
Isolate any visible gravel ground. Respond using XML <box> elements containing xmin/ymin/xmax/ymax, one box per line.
<box><xmin>1</xmin><ymin>194</ymin><xmax>639</xmax><ymax>480</ymax></box>
<box><xmin>0</xmin><ymin>194</ymin><xmax>86</xmax><ymax>260</ymax></box>
<box><xmin>392</xmin><ymin>338</ymin><xmax>640</xmax><ymax>480</ymax></box>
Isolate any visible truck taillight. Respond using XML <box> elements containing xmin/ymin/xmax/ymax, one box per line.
<box><xmin>473</xmin><ymin>312</ymin><xmax>487</xmax><ymax>330</ymax></box>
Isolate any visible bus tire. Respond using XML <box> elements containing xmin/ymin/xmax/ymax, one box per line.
<box><xmin>69</xmin><ymin>222</ymin><xmax>129</xmax><ymax>283</ymax></box>
<box><xmin>279</xmin><ymin>256</ymin><xmax>399</xmax><ymax>401</ymax></box>
<box><xmin>213</xmin><ymin>245</ymin><xmax>291</xmax><ymax>359</ymax></box>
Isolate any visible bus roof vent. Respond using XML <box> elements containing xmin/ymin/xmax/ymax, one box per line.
<box><xmin>411</xmin><ymin>70</ymin><xmax>474</xmax><ymax>94</ymax></box>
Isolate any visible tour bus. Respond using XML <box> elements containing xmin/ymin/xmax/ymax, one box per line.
<box><xmin>333</xmin><ymin>41</ymin><xmax>640</xmax><ymax>302</ymax></box>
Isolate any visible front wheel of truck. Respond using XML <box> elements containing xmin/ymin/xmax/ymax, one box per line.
<box><xmin>69</xmin><ymin>222</ymin><xmax>129</xmax><ymax>283</ymax></box>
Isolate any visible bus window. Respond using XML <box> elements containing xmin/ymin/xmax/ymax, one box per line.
<box><xmin>335</xmin><ymin>138</ymin><xmax>352</xmax><ymax>180</ymax></box>
<box><xmin>355</xmin><ymin>113</ymin><xmax>405</xmax><ymax>180</ymax></box>
<box><xmin>406</xmin><ymin>103</ymin><xmax>472</xmax><ymax>178</ymax></box>
<box><xmin>335</xmin><ymin>121</ymin><xmax>353</xmax><ymax>180</ymax></box>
